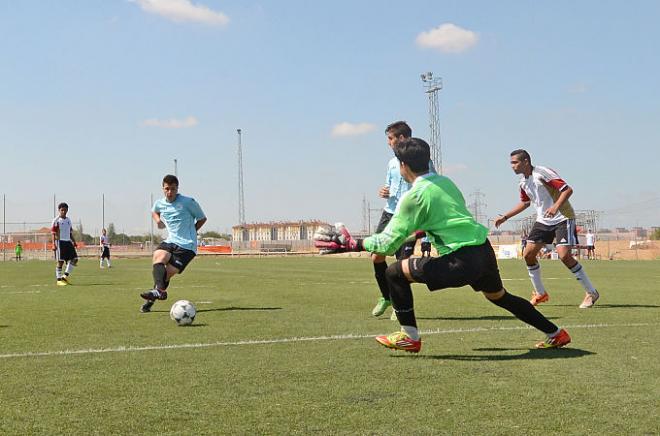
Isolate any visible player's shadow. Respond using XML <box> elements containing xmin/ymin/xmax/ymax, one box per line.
<box><xmin>393</xmin><ymin>347</ymin><xmax>594</xmax><ymax>361</ymax></box>
<box><xmin>417</xmin><ymin>315</ymin><xmax>560</xmax><ymax>321</ymax></box>
<box><xmin>197</xmin><ymin>306</ymin><xmax>283</xmax><ymax>313</ymax></box>
<box><xmin>552</xmin><ymin>304</ymin><xmax>659</xmax><ymax>309</ymax></box>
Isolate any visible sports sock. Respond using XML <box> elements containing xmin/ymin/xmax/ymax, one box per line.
<box><xmin>100</xmin><ymin>259</ymin><xmax>103</xmax><ymax>267</ymax></box>
<box><xmin>401</xmin><ymin>325</ymin><xmax>420</xmax><ymax>341</ymax></box>
<box><xmin>569</xmin><ymin>262</ymin><xmax>597</xmax><ymax>294</ymax></box>
<box><xmin>65</xmin><ymin>262</ymin><xmax>74</xmax><ymax>276</ymax></box>
<box><xmin>373</xmin><ymin>261</ymin><xmax>390</xmax><ymax>300</ymax></box>
<box><xmin>106</xmin><ymin>259</ymin><xmax>111</xmax><ymax>267</ymax></box>
<box><xmin>152</xmin><ymin>263</ymin><xmax>167</xmax><ymax>290</ymax></box>
<box><xmin>489</xmin><ymin>291</ymin><xmax>558</xmax><ymax>334</ymax></box>
<box><xmin>527</xmin><ymin>263</ymin><xmax>546</xmax><ymax>294</ymax></box>
<box><xmin>56</xmin><ymin>266</ymin><xmax>63</xmax><ymax>279</ymax></box>
<box><xmin>385</xmin><ymin>262</ymin><xmax>416</xmax><ymax>328</ymax></box>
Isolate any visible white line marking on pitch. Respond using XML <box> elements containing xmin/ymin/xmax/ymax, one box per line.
<box><xmin>0</xmin><ymin>322</ymin><xmax>654</xmax><ymax>360</ymax></box>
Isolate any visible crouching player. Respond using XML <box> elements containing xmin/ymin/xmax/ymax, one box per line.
<box><xmin>140</xmin><ymin>175</ymin><xmax>207</xmax><ymax>313</ymax></box>
<box><xmin>314</xmin><ymin>138</ymin><xmax>571</xmax><ymax>353</ymax></box>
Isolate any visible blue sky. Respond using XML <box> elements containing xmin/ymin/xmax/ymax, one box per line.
<box><xmin>1</xmin><ymin>0</ymin><xmax>658</xmax><ymax>236</ymax></box>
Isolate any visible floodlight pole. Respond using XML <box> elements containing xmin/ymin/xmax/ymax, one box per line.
<box><xmin>237</xmin><ymin>129</ymin><xmax>246</xmax><ymax>225</ymax></box>
<box><xmin>421</xmin><ymin>71</ymin><xmax>443</xmax><ymax>174</ymax></box>
<box><xmin>174</xmin><ymin>159</ymin><xmax>178</xmax><ymax>177</ymax></box>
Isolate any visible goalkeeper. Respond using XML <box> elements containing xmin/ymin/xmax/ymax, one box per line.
<box><xmin>315</xmin><ymin>138</ymin><xmax>571</xmax><ymax>353</ymax></box>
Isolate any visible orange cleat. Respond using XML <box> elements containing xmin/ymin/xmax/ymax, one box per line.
<box><xmin>536</xmin><ymin>328</ymin><xmax>571</xmax><ymax>349</ymax></box>
<box><xmin>530</xmin><ymin>292</ymin><xmax>549</xmax><ymax>306</ymax></box>
<box><xmin>375</xmin><ymin>331</ymin><xmax>422</xmax><ymax>353</ymax></box>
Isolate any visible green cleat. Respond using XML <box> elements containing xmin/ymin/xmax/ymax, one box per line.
<box><xmin>371</xmin><ymin>297</ymin><xmax>392</xmax><ymax>317</ymax></box>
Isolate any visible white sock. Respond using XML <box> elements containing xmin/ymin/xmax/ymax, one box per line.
<box><xmin>56</xmin><ymin>267</ymin><xmax>63</xmax><ymax>279</ymax></box>
<box><xmin>570</xmin><ymin>263</ymin><xmax>597</xmax><ymax>294</ymax></box>
<box><xmin>401</xmin><ymin>325</ymin><xmax>420</xmax><ymax>341</ymax></box>
<box><xmin>100</xmin><ymin>259</ymin><xmax>104</xmax><ymax>267</ymax></box>
<box><xmin>527</xmin><ymin>263</ymin><xmax>546</xmax><ymax>294</ymax></box>
<box><xmin>65</xmin><ymin>262</ymin><xmax>75</xmax><ymax>275</ymax></box>
<box><xmin>106</xmin><ymin>259</ymin><xmax>111</xmax><ymax>267</ymax></box>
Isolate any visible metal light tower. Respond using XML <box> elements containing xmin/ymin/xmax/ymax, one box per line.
<box><xmin>421</xmin><ymin>72</ymin><xmax>443</xmax><ymax>174</ymax></box>
<box><xmin>237</xmin><ymin>129</ymin><xmax>246</xmax><ymax>224</ymax></box>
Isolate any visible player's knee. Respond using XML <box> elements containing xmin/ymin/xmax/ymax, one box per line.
<box><xmin>483</xmin><ymin>288</ymin><xmax>506</xmax><ymax>301</ymax></box>
<box><xmin>385</xmin><ymin>262</ymin><xmax>406</xmax><ymax>285</ymax></box>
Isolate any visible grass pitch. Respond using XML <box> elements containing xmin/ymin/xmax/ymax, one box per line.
<box><xmin>0</xmin><ymin>256</ymin><xmax>658</xmax><ymax>435</ymax></box>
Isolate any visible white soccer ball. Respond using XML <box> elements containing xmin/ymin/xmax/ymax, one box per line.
<box><xmin>169</xmin><ymin>300</ymin><xmax>197</xmax><ymax>326</ymax></box>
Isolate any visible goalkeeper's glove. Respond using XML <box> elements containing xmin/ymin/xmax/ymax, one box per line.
<box><xmin>313</xmin><ymin>223</ymin><xmax>363</xmax><ymax>254</ymax></box>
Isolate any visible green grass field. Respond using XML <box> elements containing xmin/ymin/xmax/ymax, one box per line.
<box><xmin>0</xmin><ymin>256</ymin><xmax>658</xmax><ymax>435</ymax></box>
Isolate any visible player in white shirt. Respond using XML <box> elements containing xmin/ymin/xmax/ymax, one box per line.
<box><xmin>585</xmin><ymin>229</ymin><xmax>596</xmax><ymax>260</ymax></box>
<box><xmin>100</xmin><ymin>228</ymin><xmax>111</xmax><ymax>268</ymax></box>
<box><xmin>495</xmin><ymin>149</ymin><xmax>599</xmax><ymax>309</ymax></box>
<box><xmin>51</xmin><ymin>202</ymin><xmax>78</xmax><ymax>286</ymax></box>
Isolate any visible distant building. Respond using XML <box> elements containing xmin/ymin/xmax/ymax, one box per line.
<box><xmin>232</xmin><ymin>220</ymin><xmax>329</xmax><ymax>242</ymax></box>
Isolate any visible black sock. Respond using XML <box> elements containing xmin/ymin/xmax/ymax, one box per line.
<box><xmin>152</xmin><ymin>263</ymin><xmax>167</xmax><ymax>290</ymax></box>
<box><xmin>489</xmin><ymin>291</ymin><xmax>558</xmax><ymax>334</ymax></box>
<box><xmin>373</xmin><ymin>261</ymin><xmax>390</xmax><ymax>300</ymax></box>
<box><xmin>385</xmin><ymin>262</ymin><xmax>416</xmax><ymax>328</ymax></box>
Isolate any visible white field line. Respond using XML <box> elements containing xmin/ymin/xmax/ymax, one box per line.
<box><xmin>0</xmin><ymin>322</ymin><xmax>654</xmax><ymax>360</ymax></box>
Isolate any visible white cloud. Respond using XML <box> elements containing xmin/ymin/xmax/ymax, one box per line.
<box><xmin>568</xmin><ymin>82</ymin><xmax>588</xmax><ymax>94</ymax></box>
<box><xmin>141</xmin><ymin>116</ymin><xmax>199</xmax><ymax>129</ymax></box>
<box><xmin>132</xmin><ymin>0</ymin><xmax>229</xmax><ymax>26</ymax></box>
<box><xmin>331</xmin><ymin>122</ymin><xmax>376</xmax><ymax>137</ymax></box>
<box><xmin>416</xmin><ymin>23</ymin><xmax>478</xmax><ymax>53</ymax></box>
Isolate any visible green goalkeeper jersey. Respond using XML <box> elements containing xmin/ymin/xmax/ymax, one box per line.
<box><xmin>363</xmin><ymin>173</ymin><xmax>488</xmax><ymax>256</ymax></box>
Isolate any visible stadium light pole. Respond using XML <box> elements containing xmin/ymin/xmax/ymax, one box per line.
<box><xmin>102</xmin><ymin>194</ymin><xmax>105</xmax><ymax>231</ymax></box>
<box><xmin>2</xmin><ymin>194</ymin><xmax>5</xmax><ymax>261</ymax></box>
<box><xmin>174</xmin><ymin>159</ymin><xmax>178</xmax><ymax>177</ymax></box>
<box><xmin>421</xmin><ymin>71</ymin><xmax>443</xmax><ymax>174</ymax></box>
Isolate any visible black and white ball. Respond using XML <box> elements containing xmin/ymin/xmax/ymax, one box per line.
<box><xmin>170</xmin><ymin>300</ymin><xmax>197</xmax><ymax>326</ymax></box>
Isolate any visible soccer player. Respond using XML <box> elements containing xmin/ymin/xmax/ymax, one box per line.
<box><xmin>15</xmin><ymin>241</ymin><xmax>23</xmax><ymax>261</ymax></box>
<box><xmin>585</xmin><ymin>229</ymin><xmax>596</xmax><ymax>260</ymax></box>
<box><xmin>100</xmin><ymin>228</ymin><xmax>111</xmax><ymax>268</ymax></box>
<box><xmin>314</xmin><ymin>138</ymin><xmax>571</xmax><ymax>353</ymax></box>
<box><xmin>140</xmin><ymin>175</ymin><xmax>207</xmax><ymax>313</ymax></box>
<box><xmin>371</xmin><ymin>121</ymin><xmax>431</xmax><ymax>319</ymax></box>
<box><xmin>494</xmin><ymin>149</ymin><xmax>599</xmax><ymax>309</ymax></box>
<box><xmin>51</xmin><ymin>202</ymin><xmax>78</xmax><ymax>286</ymax></box>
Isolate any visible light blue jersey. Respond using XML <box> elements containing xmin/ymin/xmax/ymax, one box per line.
<box><xmin>152</xmin><ymin>194</ymin><xmax>206</xmax><ymax>253</ymax></box>
<box><xmin>384</xmin><ymin>157</ymin><xmax>435</xmax><ymax>214</ymax></box>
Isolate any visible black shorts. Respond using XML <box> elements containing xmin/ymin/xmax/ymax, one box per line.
<box><xmin>375</xmin><ymin>211</ymin><xmax>415</xmax><ymax>260</ymax></box>
<box><xmin>56</xmin><ymin>240</ymin><xmax>78</xmax><ymax>262</ymax></box>
<box><xmin>157</xmin><ymin>242</ymin><xmax>196</xmax><ymax>273</ymax></box>
<box><xmin>527</xmin><ymin>219</ymin><xmax>578</xmax><ymax>246</ymax></box>
<box><xmin>101</xmin><ymin>246</ymin><xmax>111</xmax><ymax>258</ymax></box>
<box><xmin>587</xmin><ymin>245</ymin><xmax>595</xmax><ymax>250</ymax></box>
<box><xmin>408</xmin><ymin>240</ymin><xmax>503</xmax><ymax>293</ymax></box>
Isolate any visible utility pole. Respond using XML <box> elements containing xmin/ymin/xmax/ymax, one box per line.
<box><xmin>237</xmin><ymin>129</ymin><xmax>246</xmax><ymax>224</ymax></box>
<box><xmin>468</xmin><ymin>189</ymin><xmax>487</xmax><ymax>226</ymax></box>
<box><xmin>174</xmin><ymin>159</ymin><xmax>178</xmax><ymax>177</ymax></box>
<box><xmin>421</xmin><ymin>71</ymin><xmax>443</xmax><ymax>174</ymax></box>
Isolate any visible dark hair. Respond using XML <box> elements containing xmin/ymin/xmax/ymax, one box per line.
<box><xmin>394</xmin><ymin>137</ymin><xmax>431</xmax><ymax>173</ymax></box>
<box><xmin>385</xmin><ymin>121</ymin><xmax>412</xmax><ymax>139</ymax></box>
<box><xmin>57</xmin><ymin>202</ymin><xmax>69</xmax><ymax>210</ymax></box>
<box><xmin>162</xmin><ymin>174</ymin><xmax>179</xmax><ymax>186</ymax></box>
<box><xmin>510</xmin><ymin>149</ymin><xmax>531</xmax><ymax>164</ymax></box>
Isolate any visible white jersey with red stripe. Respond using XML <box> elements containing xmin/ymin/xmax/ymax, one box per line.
<box><xmin>52</xmin><ymin>216</ymin><xmax>73</xmax><ymax>242</ymax></box>
<box><xmin>519</xmin><ymin>165</ymin><xmax>575</xmax><ymax>226</ymax></box>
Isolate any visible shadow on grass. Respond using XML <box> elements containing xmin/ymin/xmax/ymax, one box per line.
<box><xmin>147</xmin><ymin>307</ymin><xmax>282</xmax><ymax>314</ymax></box>
<box><xmin>551</xmin><ymin>304</ymin><xmax>659</xmax><ymax>309</ymax></box>
<box><xmin>417</xmin><ymin>315</ymin><xmax>560</xmax><ymax>321</ymax></box>
<box><xmin>393</xmin><ymin>347</ymin><xmax>595</xmax><ymax>361</ymax></box>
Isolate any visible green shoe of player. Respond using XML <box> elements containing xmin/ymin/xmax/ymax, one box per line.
<box><xmin>375</xmin><ymin>331</ymin><xmax>422</xmax><ymax>353</ymax></box>
<box><xmin>371</xmin><ymin>297</ymin><xmax>392</xmax><ymax>317</ymax></box>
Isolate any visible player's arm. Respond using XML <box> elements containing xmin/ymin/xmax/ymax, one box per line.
<box><xmin>195</xmin><ymin>217</ymin><xmax>207</xmax><ymax>231</ymax></box>
<box><xmin>51</xmin><ymin>223</ymin><xmax>59</xmax><ymax>250</ymax></box>
<box><xmin>70</xmin><ymin>227</ymin><xmax>77</xmax><ymax>247</ymax></box>
<box><xmin>495</xmin><ymin>201</ymin><xmax>530</xmax><ymax>228</ymax></box>
<box><xmin>152</xmin><ymin>211</ymin><xmax>166</xmax><ymax>229</ymax></box>
<box><xmin>363</xmin><ymin>194</ymin><xmax>418</xmax><ymax>256</ymax></box>
<box><xmin>544</xmin><ymin>185</ymin><xmax>573</xmax><ymax>218</ymax></box>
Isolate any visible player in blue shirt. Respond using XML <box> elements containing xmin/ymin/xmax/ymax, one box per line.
<box><xmin>140</xmin><ymin>175</ymin><xmax>207</xmax><ymax>313</ymax></box>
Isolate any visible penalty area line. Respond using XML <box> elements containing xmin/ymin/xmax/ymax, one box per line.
<box><xmin>0</xmin><ymin>322</ymin><xmax>655</xmax><ymax>360</ymax></box>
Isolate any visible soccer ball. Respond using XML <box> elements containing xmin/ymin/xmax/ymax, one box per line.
<box><xmin>169</xmin><ymin>300</ymin><xmax>197</xmax><ymax>326</ymax></box>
